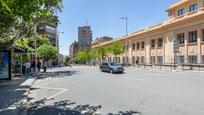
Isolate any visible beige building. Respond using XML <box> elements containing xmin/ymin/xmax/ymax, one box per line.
<box><xmin>92</xmin><ymin>0</ymin><xmax>204</xmax><ymax>65</ymax></box>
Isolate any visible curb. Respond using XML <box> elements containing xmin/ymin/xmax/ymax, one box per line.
<box><xmin>19</xmin><ymin>77</ymin><xmax>38</xmax><ymax>115</ymax></box>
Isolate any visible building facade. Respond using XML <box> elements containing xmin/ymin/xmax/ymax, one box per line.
<box><xmin>69</xmin><ymin>41</ymin><xmax>79</xmax><ymax>59</ymax></box>
<box><xmin>78</xmin><ymin>26</ymin><xmax>93</xmax><ymax>51</ymax></box>
<box><xmin>36</xmin><ymin>16</ymin><xmax>58</xmax><ymax>46</ymax></box>
<box><xmin>92</xmin><ymin>0</ymin><xmax>204</xmax><ymax>65</ymax></box>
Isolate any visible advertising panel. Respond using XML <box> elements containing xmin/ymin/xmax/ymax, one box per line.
<box><xmin>0</xmin><ymin>50</ymin><xmax>11</xmax><ymax>80</ymax></box>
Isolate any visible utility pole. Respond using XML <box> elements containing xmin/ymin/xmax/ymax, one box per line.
<box><xmin>57</xmin><ymin>31</ymin><xmax>64</xmax><ymax>67</ymax></box>
<box><xmin>121</xmin><ymin>16</ymin><xmax>128</xmax><ymax>65</ymax></box>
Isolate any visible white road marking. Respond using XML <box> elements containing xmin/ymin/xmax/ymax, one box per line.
<box><xmin>31</xmin><ymin>86</ymin><xmax>68</xmax><ymax>100</ymax></box>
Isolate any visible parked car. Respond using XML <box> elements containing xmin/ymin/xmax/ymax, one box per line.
<box><xmin>99</xmin><ymin>62</ymin><xmax>124</xmax><ymax>73</ymax></box>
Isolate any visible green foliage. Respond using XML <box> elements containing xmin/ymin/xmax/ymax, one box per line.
<box><xmin>0</xmin><ymin>0</ymin><xmax>63</xmax><ymax>46</ymax></box>
<box><xmin>14</xmin><ymin>38</ymin><xmax>33</xmax><ymax>51</ymax></box>
<box><xmin>97</xmin><ymin>46</ymin><xmax>107</xmax><ymax>58</ymax></box>
<box><xmin>13</xmin><ymin>38</ymin><xmax>33</xmax><ymax>61</ymax></box>
<box><xmin>108</xmin><ymin>41</ymin><xmax>125</xmax><ymax>56</ymax></box>
<box><xmin>63</xmin><ymin>56</ymin><xmax>70</xmax><ymax>65</ymax></box>
<box><xmin>37</xmin><ymin>44</ymin><xmax>57</xmax><ymax>61</ymax></box>
<box><xmin>29</xmin><ymin>35</ymin><xmax>49</xmax><ymax>49</ymax></box>
<box><xmin>75</xmin><ymin>51</ymin><xmax>91</xmax><ymax>64</ymax></box>
<box><xmin>89</xmin><ymin>49</ymin><xmax>100</xmax><ymax>59</ymax></box>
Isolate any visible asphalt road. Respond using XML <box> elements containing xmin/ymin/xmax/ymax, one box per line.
<box><xmin>28</xmin><ymin>66</ymin><xmax>204</xmax><ymax>115</ymax></box>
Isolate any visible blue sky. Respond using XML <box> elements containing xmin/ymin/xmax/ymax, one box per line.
<box><xmin>58</xmin><ymin>0</ymin><xmax>179</xmax><ymax>55</ymax></box>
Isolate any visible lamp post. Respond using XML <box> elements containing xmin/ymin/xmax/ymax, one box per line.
<box><xmin>57</xmin><ymin>31</ymin><xmax>64</xmax><ymax>67</ymax></box>
<box><xmin>121</xmin><ymin>16</ymin><xmax>128</xmax><ymax>65</ymax></box>
<box><xmin>34</xmin><ymin>26</ymin><xmax>37</xmax><ymax>75</ymax></box>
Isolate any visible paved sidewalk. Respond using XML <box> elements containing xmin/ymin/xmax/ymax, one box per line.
<box><xmin>0</xmin><ymin>76</ymin><xmax>36</xmax><ymax>115</ymax></box>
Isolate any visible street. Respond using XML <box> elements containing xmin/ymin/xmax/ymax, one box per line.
<box><xmin>28</xmin><ymin>66</ymin><xmax>204</xmax><ymax>115</ymax></box>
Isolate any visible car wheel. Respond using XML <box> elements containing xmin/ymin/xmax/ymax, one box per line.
<box><xmin>100</xmin><ymin>68</ymin><xmax>103</xmax><ymax>72</ymax></box>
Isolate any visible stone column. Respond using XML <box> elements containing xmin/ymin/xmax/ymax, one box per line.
<box><xmin>184</xmin><ymin>31</ymin><xmax>188</xmax><ymax>64</ymax></box>
<box><xmin>197</xmin><ymin>29</ymin><xmax>202</xmax><ymax>64</ymax></box>
<box><xmin>128</xmin><ymin>40</ymin><xmax>132</xmax><ymax>64</ymax></box>
<box><xmin>145</xmin><ymin>38</ymin><xmax>150</xmax><ymax>64</ymax></box>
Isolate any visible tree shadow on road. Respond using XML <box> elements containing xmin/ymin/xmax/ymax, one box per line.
<box><xmin>0</xmin><ymin>78</ymin><xmax>30</xmax><ymax>115</ymax></box>
<box><xmin>27</xmin><ymin>99</ymin><xmax>141</xmax><ymax>115</ymax></box>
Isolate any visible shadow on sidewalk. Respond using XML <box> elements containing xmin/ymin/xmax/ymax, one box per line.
<box><xmin>0</xmin><ymin>77</ymin><xmax>30</xmax><ymax>115</ymax></box>
<box><xmin>37</xmin><ymin>71</ymin><xmax>77</xmax><ymax>80</ymax></box>
<box><xmin>27</xmin><ymin>99</ymin><xmax>141</xmax><ymax>115</ymax></box>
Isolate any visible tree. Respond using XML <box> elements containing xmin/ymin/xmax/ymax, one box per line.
<box><xmin>63</xmin><ymin>56</ymin><xmax>70</xmax><ymax>65</ymax></box>
<box><xmin>75</xmin><ymin>51</ymin><xmax>91</xmax><ymax>64</ymax></box>
<box><xmin>90</xmin><ymin>49</ymin><xmax>99</xmax><ymax>60</ymax></box>
<box><xmin>0</xmin><ymin>0</ymin><xmax>63</xmax><ymax>48</ymax></box>
<box><xmin>37</xmin><ymin>44</ymin><xmax>57</xmax><ymax>61</ymax></box>
<box><xmin>97</xmin><ymin>46</ymin><xmax>107</xmax><ymax>63</ymax></box>
<box><xmin>13</xmin><ymin>38</ymin><xmax>33</xmax><ymax>61</ymax></box>
<box><xmin>108</xmin><ymin>41</ymin><xmax>125</xmax><ymax>62</ymax></box>
<box><xmin>28</xmin><ymin>35</ymin><xmax>50</xmax><ymax>49</ymax></box>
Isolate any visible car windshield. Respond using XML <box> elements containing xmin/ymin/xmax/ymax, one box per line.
<box><xmin>109</xmin><ymin>62</ymin><xmax>121</xmax><ymax>66</ymax></box>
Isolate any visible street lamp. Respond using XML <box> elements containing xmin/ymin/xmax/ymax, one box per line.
<box><xmin>121</xmin><ymin>16</ymin><xmax>128</xmax><ymax>65</ymax></box>
<box><xmin>34</xmin><ymin>26</ymin><xmax>37</xmax><ymax>75</ymax></box>
<box><xmin>57</xmin><ymin>31</ymin><xmax>64</xmax><ymax>67</ymax></box>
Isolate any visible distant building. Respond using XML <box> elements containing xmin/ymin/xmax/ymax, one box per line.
<box><xmin>69</xmin><ymin>41</ymin><xmax>79</xmax><ymax>59</ymax></box>
<box><xmin>92</xmin><ymin>36</ymin><xmax>113</xmax><ymax>46</ymax></box>
<box><xmin>36</xmin><ymin>16</ymin><xmax>58</xmax><ymax>46</ymax></box>
<box><xmin>78</xmin><ymin>26</ymin><xmax>92</xmax><ymax>51</ymax></box>
<box><xmin>59</xmin><ymin>53</ymin><xmax>64</xmax><ymax>64</ymax></box>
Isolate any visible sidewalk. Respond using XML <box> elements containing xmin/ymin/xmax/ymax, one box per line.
<box><xmin>0</xmin><ymin>76</ymin><xmax>36</xmax><ymax>115</ymax></box>
<box><xmin>127</xmin><ymin>65</ymin><xmax>204</xmax><ymax>73</ymax></box>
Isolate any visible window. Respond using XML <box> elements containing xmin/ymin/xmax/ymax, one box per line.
<box><xmin>178</xmin><ymin>56</ymin><xmax>185</xmax><ymax>64</ymax></box>
<box><xmin>117</xmin><ymin>57</ymin><xmax>120</xmax><ymax>63</ymax></box>
<box><xmin>202</xmin><ymin>55</ymin><xmax>204</xmax><ymax>64</ymax></box>
<box><xmin>123</xmin><ymin>57</ymin><xmax>125</xmax><ymax>63</ymax></box>
<box><xmin>157</xmin><ymin>56</ymin><xmax>163</xmax><ymax>64</ymax></box>
<box><xmin>158</xmin><ymin>38</ymin><xmax>163</xmax><ymax>47</ymax></box>
<box><xmin>189</xmin><ymin>4</ymin><xmax>197</xmax><ymax>12</ymax></box>
<box><xmin>203</xmin><ymin>29</ymin><xmax>204</xmax><ymax>41</ymax></box>
<box><xmin>189</xmin><ymin>31</ymin><xmax>197</xmax><ymax>43</ymax></box>
<box><xmin>178</xmin><ymin>8</ymin><xmax>185</xmax><ymax>16</ymax></box>
<box><xmin>188</xmin><ymin>55</ymin><xmax>197</xmax><ymax>64</ymax></box>
<box><xmin>132</xmin><ymin>43</ymin><xmax>136</xmax><ymax>50</ymax></box>
<box><xmin>141</xmin><ymin>42</ymin><xmax>145</xmax><ymax>49</ymax></box>
<box><xmin>136</xmin><ymin>57</ymin><xmax>140</xmax><ymax>63</ymax></box>
<box><xmin>151</xmin><ymin>39</ymin><xmax>155</xmax><ymax>48</ymax></box>
<box><xmin>132</xmin><ymin>56</ymin><xmax>135</xmax><ymax>64</ymax></box>
<box><xmin>150</xmin><ymin>56</ymin><xmax>155</xmax><ymax>64</ymax></box>
<box><xmin>137</xmin><ymin>43</ymin><xmax>140</xmax><ymax>50</ymax></box>
<box><xmin>113</xmin><ymin>57</ymin><xmax>116</xmax><ymax>62</ymax></box>
<box><xmin>141</xmin><ymin>56</ymin><xmax>144</xmax><ymax>64</ymax></box>
<box><xmin>177</xmin><ymin>33</ymin><xmax>185</xmax><ymax>44</ymax></box>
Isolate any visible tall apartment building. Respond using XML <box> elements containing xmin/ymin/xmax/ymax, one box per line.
<box><xmin>36</xmin><ymin>16</ymin><xmax>58</xmax><ymax>46</ymax></box>
<box><xmin>92</xmin><ymin>0</ymin><xmax>204</xmax><ymax>65</ymax></box>
<box><xmin>78</xmin><ymin>26</ymin><xmax>92</xmax><ymax>51</ymax></box>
